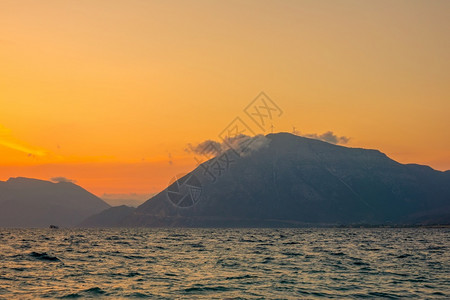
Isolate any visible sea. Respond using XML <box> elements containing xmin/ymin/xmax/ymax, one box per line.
<box><xmin>0</xmin><ymin>228</ymin><xmax>449</xmax><ymax>299</ymax></box>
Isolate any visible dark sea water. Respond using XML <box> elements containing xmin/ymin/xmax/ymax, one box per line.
<box><xmin>0</xmin><ymin>228</ymin><xmax>449</xmax><ymax>299</ymax></box>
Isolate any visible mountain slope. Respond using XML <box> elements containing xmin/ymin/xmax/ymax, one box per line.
<box><xmin>79</xmin><ymin>205</ymin><xmax>135</xmax><ymax>227</ymax></box>
<box><xmin>104</xmin><ymin>133</ymin><xmax>450</xmax><ymax>227</ymax></box>
<box><xmin>0</xmin><ymin>177</ymin><xmax>110</xmax><ymax>227</ymax></box>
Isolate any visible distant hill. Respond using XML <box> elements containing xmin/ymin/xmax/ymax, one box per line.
<box><xmin>80</xmin><ymin>205</ymin><xmax>135</xmax><ymax>227</ymax></box>
<box><xmin>99</xmin><ymin>132</ymin><xmax>449</xmax><ymax>227</ymax></box>
<box><xmin>0</xmin><ymin>177</ymin><xmax>110</xmax><ymax>227</ymax></box>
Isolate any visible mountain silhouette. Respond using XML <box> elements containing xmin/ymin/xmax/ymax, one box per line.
<box><xmin>80</xmin><ymin>205</ymin><xmax>135</xmax><ymax>227</ymax></box>
<box><xmin>84</xmin><ymin>133</ymin><xmax>450</xmax><ymax>227</ymax></box>
<box><xmin>0</xmin><ymin>177</ymin><xmax>110</xmax><ymax>227</ymax></box>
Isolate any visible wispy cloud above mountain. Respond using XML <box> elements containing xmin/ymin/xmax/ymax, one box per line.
<box><xmin>301</xmin><ymin>131</ymin><xmax>350</xmax><ymax>145</ymax></box>
<box><xmin>186</xmin><ymin>134</ymin><xmax>271</xmax><ymax>157</ymax></box>
<box><xmin>50</xmin><ymin>177</ymin><xmax>77</xmax><ymax>184</ymax></box>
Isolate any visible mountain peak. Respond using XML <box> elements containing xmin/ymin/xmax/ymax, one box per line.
<box><xmin>0</xmin><ymin>177</ymin><xmax>110</xmax><ymax>227</ymax></box>
<box><xmin>112</xmin><ymin>133</ymin><xmax>450</xmax><ymax>227</ymax></box>
<box><xmin>6</xmin><ymin>177</ymin><xmax>50</xmax><ymax>184</ymax></box>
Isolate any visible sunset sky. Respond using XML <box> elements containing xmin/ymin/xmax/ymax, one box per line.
<box><xmin>1</xmin><ymin>0</ymin><xmax>449</xmax><ymax>200</ymax></box>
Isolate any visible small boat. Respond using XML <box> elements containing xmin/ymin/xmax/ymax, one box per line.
<box><xmin>49</xmin><ymin>225</ymin><xmax>59</xmax><ymax>229</ymax></box>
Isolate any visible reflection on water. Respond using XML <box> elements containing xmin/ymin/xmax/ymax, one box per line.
<box><xmin>0</xmin><ymin>228</ymin><xmax>449</xmax><ymax>298</ymax></box>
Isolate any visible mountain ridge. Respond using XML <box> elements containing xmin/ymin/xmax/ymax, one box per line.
<box><xmin>85</xmin><ymin>133</ymin><xmax>449</xmax><ymax>227</ymax></box>
<box><xmin>0</xmin><ymin>177</ymin><xmax>110</xmax><ymax>227</ymax></box>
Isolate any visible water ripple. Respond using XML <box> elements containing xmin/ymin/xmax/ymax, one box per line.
<box><xmin>0</xmin><ymin>228</ymin><xmax>448</xmax><ymax>298</ymax></box>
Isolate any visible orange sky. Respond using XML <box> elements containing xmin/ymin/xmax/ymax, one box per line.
<box><xmin>1</xmin><ymin>0</ymin><xmax>449</xmax><ymax>198</ymax></box>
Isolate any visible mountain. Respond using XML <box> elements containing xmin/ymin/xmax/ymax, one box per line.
<box><xmin>86</xmin><ymin>133</ymin><xmax>450</xmax><ymax>227</ymax></box>
<box><xmin>0</xmin><ymin>177</ymin><xmax>110</xmax><ymax>227</ymax></box>
<box><xmin>80</xmin><ymin>205</ymin><xmax>135</xmax><ymax>227</ymax></box>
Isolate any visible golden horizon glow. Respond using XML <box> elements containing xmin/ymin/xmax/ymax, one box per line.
<box><xmin>1</xmin><ymin>0</ymin><xmax>449</xmax><ymax>197</ymax></box>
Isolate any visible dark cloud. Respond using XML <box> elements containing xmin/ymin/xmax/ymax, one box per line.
<box><xmin>303</xmin><ymin>131</ymin><xmax>350</xmax><ymax>145</ymax></box>
<box><xmin>50</xmin><ymin>177</ymin><xmax>77</xmax><ymax>184</ymax></box>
